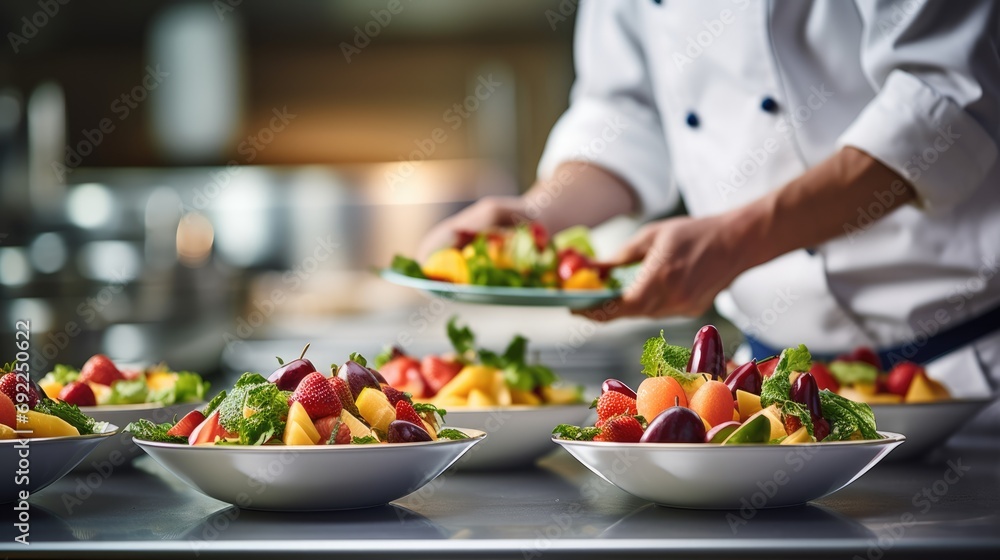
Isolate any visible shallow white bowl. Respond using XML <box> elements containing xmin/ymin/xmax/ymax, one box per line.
<box><xmin>134</xmin><ymin>428</ymin><xmax>485</xmax><ymax>511</ymax></box>
<box><xmin>553</xmin><ymin>431</ymin><xmax>905</xmax><ymax>509</ymax></box>
<box><xmin>0</xmin><ymin>424</ymin><xmax>119</xmax><ymax>504</ymax></box>
<box><xmin>74</xmin><ymin>401</ymin><xmax>203</xmax><ymax>469</ymax></box>
<box><xmin>446</xmin><ymin>404</ymin><xmax>592</xmax><ymax>470</ymax></box>
<box><xmin>871</xmin><ymin>399</ymin><xmax>993</xmax><ymax>460</ymax></box>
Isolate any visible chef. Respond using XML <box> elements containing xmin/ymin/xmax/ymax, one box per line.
<box><xmin>418</xmin><ymin>0</ymin><xmax>1000</xmax><ymax>396</ymax></box>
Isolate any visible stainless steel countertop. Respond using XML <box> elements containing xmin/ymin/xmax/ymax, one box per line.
<box><xmin>3</xmin><ymin>441</ymin><xmax>998</xmax><ymax>559</ymax></box>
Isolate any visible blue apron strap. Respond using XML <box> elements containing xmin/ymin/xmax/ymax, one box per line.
<box><xmin>742</xmin><ymin>302</ymin><xmax>1000</xmax><ymax>368</ymax></box>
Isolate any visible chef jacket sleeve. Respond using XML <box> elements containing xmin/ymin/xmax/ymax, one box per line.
<box><xmin>536</xmin><ymin>0</ymin><xmax>677</xmax><ymax>220</ymax></box>
<box><xmin>838</xmin><ymin>0</ymin><xmax>1000</xmax><ymax>211</ymax></box>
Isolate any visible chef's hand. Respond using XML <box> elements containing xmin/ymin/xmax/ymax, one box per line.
<box><xmin>578</xmin><ymin>215</ymin><xmax>747</xmax><ymax>321</ymax></box>
<box><xmin>416</xmin><ymin>196</ymin><xmax>526</xmax><ymax>261</ymax></box>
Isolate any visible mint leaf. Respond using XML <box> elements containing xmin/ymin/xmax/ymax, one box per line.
<box><xmin>125</xmin><ymin>419</ymin><xmax>186</xmax><ymax>443</ymax></box>
<box><xmin>819</xmin><ymin>390</ymin><xmax>880</xmax><ymax>441</ymax></box>
<box><xmin>413</xmin><ymin>402</ymin><xmax>446</xmax><ymax>423</ymax></box>
<box><xmin>828</xmin><ymin>361</ymin><xmax>879</xmax><ymax>386</ymax></box>
<box><xmin>352</xmin><ymin>435</ymin><xmax>379</xmax><ymax>444</ymax></box>
<box><xmin>373</xmin><ymin>346</ymin><xmax>395</xmax><ymax>369</ymax></box>
<box><xmin>447</xmin><ymin>316</ymin><xmax>476</xmax><ymax>355</ymax></box>
<box><xmin>502</xmin><ymin>335</ymin><xmax>527</xmax><ymax>365</ymax></box>
<box><xmin>436</xmin><ymin>428</ymin><xmax>469</xmax><ymax>440</ymax></box>
<box><xmin>390</xmin><ymin>255</ymin><xmax>426</xmax><ymax>279</ymax></box>
<box><xmin>552</xmin><ymin>424</ymin><xmax>600</xmax><ymax>441</ymax></box>
<box><xmin>639</xmin><ymin>331</ymin><xmax>696</xmax><ymax>382</ymax></box>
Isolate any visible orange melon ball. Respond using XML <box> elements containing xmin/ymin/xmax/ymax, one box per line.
<box><xmin>689</xmin><ymin>380</ymin><xmax>737</xmax><ymax>428</ymax></box>
<box><xmin>636</xmin><ymin>376</ymin><xmax>688</xmax><ymax>422</ymax></box>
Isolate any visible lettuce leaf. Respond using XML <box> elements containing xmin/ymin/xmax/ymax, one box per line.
<box><xmin>107</xmin><ymin>379</ymin><xmax>149</xmax><ymax>405</ymax></box>
<box><xmin>828</xmin><ymin>361</ymin><xmax>879</xmax><ymax>386</ymax></box>
<box><xmin>147</xmin><ymin>371</ymin><xmax>209</xmax><ymax>406</ymax></box>
<box><xmin>390</xmin><ymin>255</ymin><xmax>426</xmax><ymax>279</ymax></box>
<box><xmin>42</xmin><ymin>364</ymin><xmax>80</xmax><ymax>385</ymax></box>
<box><xmin>819</xmin><ymin>390</ymin><xmax>880</xmax><ymax>441</ymax></box>
<box><xmin>760</xmin><ymin>345</ymin><xmax>816</xmax><ymax>436</ymax></box>
<box><xmin>446</xmin><ymin>316</ymin><xmax>476</xmax><ymax>356</ymax></box>
<box><xmin>552</xmin><ymin>424</ymin><xmax>599</xmax><ymax>441</ymax></box>
<box><xmin>124</xmin><ymin>419</ymin><xmax>186</xmax><ymax>443</ymax></box>
<box><xmin>552</xmin><ymin>225</ymin><xmax>596</xmax><ymax>258</ymax></box>
<box><xmin>639</xmin><ymin>331</ymin><xmax>696</xmax><ymax>382</ymax></box>
<box><xmin>216</xmin><ymin>373</ymin><xmax>289</xmax><ymax>445</ymax></box>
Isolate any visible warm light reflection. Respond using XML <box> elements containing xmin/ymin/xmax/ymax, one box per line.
<box><xmin>176</xmin><ymin>212</ymin><xmax>215</xmax><ymax>266</ymax></box>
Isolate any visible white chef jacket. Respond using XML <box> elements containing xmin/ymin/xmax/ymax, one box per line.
<box><xmin>537</xmin><ymin>0</ymin><xmax>1000</xmax><ymax>396</ymax></box>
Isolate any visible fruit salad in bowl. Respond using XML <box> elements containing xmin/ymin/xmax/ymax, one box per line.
<box><xmin>0</xmin><ymin>366</ymin><xmax>117</xmax><ymax>503</ymax></box>
<box><xmin>35</xmin><ymin>355</ymin><xmax>209</xmax><ymax>466</ymax></box>
<box><xmin>552</xmin><ymin>327</ymin><xmax>904</xmax><ymax>508</ymax></box>
<box><xmin>125</xmin><ymin>350</ymin><xmax>483</xmax><ymax>510</ymax></box>
<box><xmin>374</xmin><ymin>318</ymin><xmax>591</xmax><ymax>469</ymax></box>
<box><xmin>793</xmin><ymin>347</ymin><xmax>992</xmax><ymax>459</ymax></box>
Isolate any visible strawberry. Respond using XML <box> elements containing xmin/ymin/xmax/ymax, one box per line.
<box><xmin>885</xmin><ymin>362</ymin><xmax>922</xmax><ymax>396</ymax></box>
<box><xmin>328</xmin><ymin>376</ymin><xmax>360</xmax><ymax>417</ymax></box>
<box><xmin>58</xmin><ymin>381</ymin><xmax>96</xmax><ymax>407</ymax></box>
<box><xmin>315</xmin><ymin>415</ymin><xmax>351</xmax><ymax>444</ymax></box>
<box><xmin>529</xmin><ymin>222</ymin><xmax>549</xmax><ymax>252</ymax></box>
<box><xmin>594</xmin><ymin>415</ymin><xmax>644</xmax><ymax>442</ymax></box>
<box><xmin>166</xmin><ymin>410</ymin><xmax>206</xmax><ymax>438</ymax></box>
<box><xmin>595</xmin><ymin>390</ymin><xmax>637</xmax><ymax>423</ymax></box>
<box><xmin>289</xmin><ymin>372</ymin><xmax>342</xmax><ymax>420</ymax></box>
<box><xmin>783</xmin><ymin>414</ymin><xmax>830</xmax><ymax>442</ymax></box>
<box><xmin>381</xmin><ymin>385</ymin><xmax>412</xmax><ymax>407</ymax></box>
<box><xmin>379</xmin><ymin>356</ymin><xmax>430</xmax><ymax>398</ymax></box>
<box><xmin>0</xmin><ymin>372</ymin><xmax>39</xmax><ymax>409</ymax></box>
<box><xmin>421</xmin><ymin>356</ymin><xmax>463</xmax><ymax>394</ymax></box>
<box><xmin>78</xmin><ymin>354</ymin><xmax>125</xmax><ymax>386</ymax></box>
<box><xmin>394</xmin><ymin>400</ymin><xmax>423</xmax><ymax>427</ymax></box>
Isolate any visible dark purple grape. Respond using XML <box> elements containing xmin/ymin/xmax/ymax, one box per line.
<box><xmin>267</xmin><ymin>344</ymin><xmax>317</xmax><ymax>391</ymax></box>
<box><xmin>686</xmin><ymin>325</ymin><xmax>726</xmax><ymax>380</ymax></box>
<box><xmin>640</xmin><ymin>406</ymin><xmax>706</xmax><ymax>443</ymax></box>
<box><xmin>386</xmin><ymin>420</ymin><xmax>432</xmax><ymax>443</ymax></box>
<box><xmin>601</xmin><ymin>379</ymin><xmax>637</xmax><ymax>399</ymax></box>
<box><xmin>338</xmin><ymin>360</ymin><xmax>382</xmax><ymax>399</ymax></box>
<box><xmin>789</xmin><ymin>373</ymin><xmax>822</xmax><ymax>418</ymax></box>
<box><xmin>368</xmin><ymin>367</ymin><xmax>388</xmax><ymax>385</ymax></box>
<box><xmin>725</xmin><ymin>360</ymin><xmax>762</xmax><ymax>397</ymax></box>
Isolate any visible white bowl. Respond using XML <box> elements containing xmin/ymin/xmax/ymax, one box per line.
<box><xmin>74</xmin><ymin>401</ymin><xmax>203</xmax><ymax>469</ymax></box>
<box><xmin>134</xmin><ymin>428</ymin><xmax>485</xmax><ymax>511</ymax></box>
<box><xmin>446</xmin><ymin>404</ymin><xmax>592</xmax><ymax>470</ymax></box>
<box><xmin>0</xmin><ymin>424</ymin><xmax>119</xmax><ymax>504</ymax></box>
<box><xmin>871</xmin><ymin>399</ymin><xmax>993</xmax><ymax>460</ymax></box>
<box><xmin>553</xmin><ymin>431</ymin><xmax>905</xmax><ymax>509</ymax></box>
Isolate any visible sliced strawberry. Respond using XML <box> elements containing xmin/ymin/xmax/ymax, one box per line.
<box><xmin>58</xmin><ymin>381</ymin><xmax>96</xmax><ymax>407</ymax></box>
<box><xmin>529</xmin><ymin>222</ymin><xmax>549</xmax><ymax>251</ymax></box>
<box><xmin>381</xmin><ymin>385</ymin><xmax>412</xmax><ymax>407</ymax></box>
<box><xmin>167</xmin><ymin>410</ymin><xmax>207</xmax><ymax>438</ymax></box>
<box><xmin>557</xmin><ymin>248</ymin><xmax>590</xmax><ymax>282</ymax></box>
<box><xmin>885</xmin><ymin>362</ymin><xmax>923</xmax><ymax>396</ymax></box>
<box><xmin>0</xmin><ymin>372</ymin><xmax>39</xmax><ymax>409</ymax></box>
<box><xmin>594</xmin><ymin>416</ymin><xmax>643</xmax><ymax>442</ymax></box>
<box><xmin>188</xmin><ymin>410</ymin><xmax>234</xmax><ymax>445</ymax></box>
<box><xmin>332</xmin><ymin>421</ymin><xmax>351</xmax><ymax>444</ymax></box>
<box><xmin>394</xmin><ymin>400</ymin><xmax>423</xmax><ymax>427</ymax></box>
<box><xmin>289</xmin><ymin>372</ymin><xmax>342</xmax><ymax>420</ymax></box>
<box><xmin>78</xmin><ymin>354</ymin><xmax>125</xmax><ymax>386</ymax></box>
<box><xmin>421</xmin><ymin>355</ymin><xmax>462</xmax><ymax>394</ymax></box>
<box><xmin>314</xmin><ymin>415</ymin><xmax>339</xmax><ymax>443</ymax></box>
<box><xmin>328</xmin><ymin>376</ymin><xmax>360</xmax><ymax>417</ymax></box>
<box><xmin>379</xmin><ymin>356</ymin><xmax>429</xmax><ymax>398</ymax></box>
<box><xmin>595</xmin><ymin>390</ymin><xmax>637</xmax><ymax>423</ymax></box>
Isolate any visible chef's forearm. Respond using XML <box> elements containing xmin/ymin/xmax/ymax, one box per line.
<box><xmin>727</xmin><ymin>147</ymin><xmax>916</xmax><ymax>270</ymax></box>
<box><xmin>522</xmin><ymin>161</ymin><xmax>638</xmax><ymax>233</ymax></box>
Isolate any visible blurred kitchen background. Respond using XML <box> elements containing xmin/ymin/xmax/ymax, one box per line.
<box><xmin>0</xmin><ymin>0</ymin><xmax>724</xmax><ymax>391</ymax></box>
